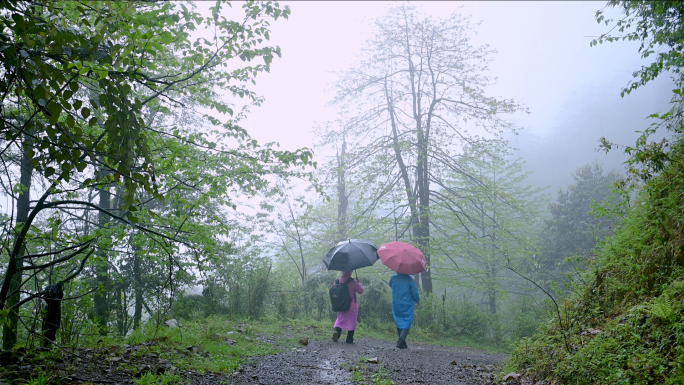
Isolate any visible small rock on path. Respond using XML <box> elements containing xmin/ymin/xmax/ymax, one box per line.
<box><xmin>230</xmin><ymin>337</ymin><xmax>505</xmax><ymax>384</ymax></box>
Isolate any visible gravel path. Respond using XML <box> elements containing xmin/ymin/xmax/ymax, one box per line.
<box><xmin>230</xmin><ymin>337</ymin><xmax>505</xmax><ymax>384</ymax></box>
<box><xmin>0</xmin><ymin>334</ymin><xmax>506</xmax><ymax>385</ymax></box>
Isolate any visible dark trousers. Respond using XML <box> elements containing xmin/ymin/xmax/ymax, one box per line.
<box><xmin>396</xmin><ymin>328</ymin><xmax>410</xmax><ymax>347</ymax></box>
<box><xmin>334</xmin><ymin>327</ymin><xmax>355</xmax><ymax>343</ymax></box>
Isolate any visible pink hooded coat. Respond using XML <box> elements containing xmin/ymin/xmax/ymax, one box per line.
<box><xmin>333</xmin><ymin>271</ymin><xmax>364</xmax><ymax>331</ymax></box>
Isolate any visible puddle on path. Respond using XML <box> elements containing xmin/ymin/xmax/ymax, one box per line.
<box><xmin>230</xmin><ymin>337</ymin><xmax>504</xmax><ymax>384</ymax></box>
<box><xmin>315</xmin><ymin>359</ymin><xmax>351</xmax><ymax>384</ymax></box>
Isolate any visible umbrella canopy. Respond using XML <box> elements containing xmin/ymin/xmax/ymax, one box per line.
<box><xmin>323</xmin><ymin>239</ymin><xmax>379</xmax><ymax>271</ymax></box>
<box><xmin>377</xmin><ymin>242</ymin><xmax>427</xmax><ymax>275</ymax></box>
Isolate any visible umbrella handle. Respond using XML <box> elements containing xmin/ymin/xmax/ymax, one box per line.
<box><xmin>355</xmin><ymin>271</ymin><xmax>358</xmax><ymax>281</ymax></box>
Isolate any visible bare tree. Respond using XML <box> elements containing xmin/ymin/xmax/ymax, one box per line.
<box><xmin>322</xmin><ymin>5</ymin><xmax>526</xmax><ymax>293</ymax></box>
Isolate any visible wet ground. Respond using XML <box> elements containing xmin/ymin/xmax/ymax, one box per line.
<box><xmin>230</xmin><ymin>337</ymin><xmax>505</xmax><ymax>385</ymax></box>
<box><xmin>0</xmin><ymin>341</ymin><xmax>231</xmax><ymax>385</ymax></box>
<box><xmin>0</xmin><ymin>336</ymin><xmax>508</xmax><ymax>385</ymax></box>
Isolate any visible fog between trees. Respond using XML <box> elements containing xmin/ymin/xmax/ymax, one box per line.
<box><xmin>0</xmin><ymin>1</ymin><xmax>674</xmax><ymax>353</ymax></box>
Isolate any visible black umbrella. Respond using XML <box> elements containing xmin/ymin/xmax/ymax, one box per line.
<box><xmin>323</xmin><ymin>239</ymin><xmax>379</xmax><ymax>271</ymax></box>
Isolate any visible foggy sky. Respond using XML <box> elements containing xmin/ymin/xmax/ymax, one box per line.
<box><xmin>230</xmin><ymin>1</ymin><xmax>673</xmax><ymax>192</ymax></box>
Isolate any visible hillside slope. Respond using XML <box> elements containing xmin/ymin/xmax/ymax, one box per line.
<box><xmin>508</xmin><ymin>140</ymin><xmax>684</xmax><ymax>384</ymax></box>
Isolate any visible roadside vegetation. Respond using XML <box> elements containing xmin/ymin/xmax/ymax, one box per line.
<box><xmin>507</xmin><ymin>1</ymin><xmax>684</xmax><ymax>383</ymax></box>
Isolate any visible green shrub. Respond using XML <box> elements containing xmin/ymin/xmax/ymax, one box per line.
<box><xmin>174</xmin><ymin>294</ymin><xmax>209</xmax><ymax>320</ymax></box>
<box><xmin>358</xmin><ymin>280</ymin><xmax>393</xmax><ymax>327</ymax></box>
<box><xmin>507</xmin><ymin>141</ymin><xmax>684</xmax><ymax>384</ymax></box>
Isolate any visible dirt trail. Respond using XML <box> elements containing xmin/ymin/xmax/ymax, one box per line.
<box><xmin>0</xmin><ymin>335</ymin><xmax>505</xmax><ymax>385</ymax></box>
<box><xmin>230</xmin><ymin>337</ymin><xmax>505</xmax><ymax>385</ymax></box>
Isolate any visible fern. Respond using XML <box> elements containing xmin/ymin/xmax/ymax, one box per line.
<box><xmin>646</xmin><ymin>293</ymin><xmax>676</xmax><ymax>322</ymax></box>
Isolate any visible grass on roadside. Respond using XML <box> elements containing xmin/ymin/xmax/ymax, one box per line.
<box><xmin>67</xmin><ymin>316</ymin><xmax>288</xmax><ymax>375</ymax></box>
<box><xmin>345</xmin><ymin>355</ymin><xmax>394</xmax><ymax>385</ymax></box>
<box><xmin>133</xmin><ymin>372</ymin><xmax>188</xmax><ymax>385</ymax></box>
<box><xmin>84</xmin><ymin>315</ymin><xmax>334</xmax><ymax>375</ymax></box>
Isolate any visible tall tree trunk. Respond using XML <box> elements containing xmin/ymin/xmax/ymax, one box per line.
<box><xmin>384</xmin><ymin>81</ymin><xmax>426</xmax><ymax>291</ymax></box>
<box><xmin>133</xmin><ymin>242</ymin><xmax>143</xmax><ymax>330</ymax></box>
<box><xmin>488</xmin><ymin>176</ymin><xmax>498</xmax><ymax>315</ymax></box>
<box><xmin>94</xmin><ymin>164</ymin><xmax>110</xmax><ymax>335</ymax></box>
<box><xmin>415</xmin><ymin>173</ymin><xmax>432</xmax><ymax>293</ymax></box>
<box><xmin>2</xmin><ymin>134</ymin><xmax>33</xmax><ymax>350</ymax></box>
<box><xmin>415</xmin><ymin>143</ymin><xmax>433</xmax><ymax>293</ymax></box>
<box><xmin>402</xmin><ymin>11</ymin><xmax>435</xmax><ymax>294</ymax></box>
<box><xmin>396</xmin><ymin>18</ymin><xmax>436</xmax><ymax>293</ymax></box>
<box><xmin>408</xmin><ymin>108</ymin><xmax>433</xmax><ymax>292</ymax></box>
<box><xmin>337</xmin><ymin>138</ymin><xmax>349</xmax><ymax>242</ymax></box>
<box><xmin>113</xmin><ymin>188</ymin><xmax>126</xmax><ymax>336</ymax></box>
<box><xmin>115</xmin><ymin>285</ymin><xmax>124</xmax><ymax>336</ymax></box>
<box><xmin>486</xmin><ymin>263</ymin><xmax>497</xmax><ymax>315</ymax></box>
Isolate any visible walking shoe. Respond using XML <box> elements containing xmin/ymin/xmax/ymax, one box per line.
<box><xmin>345</xmin><ymin>330</ymin><xmax>355</xmax><ymax>344</ymax></box>
<box><xmin>398</xmin><ymin>342</ymin><xmax>408</xmax><ymax>349</ymax></box>
<box><xmin>332</xmin><ymin>331</ymin><xmax>339</xmax><ymax>342</ymax></box>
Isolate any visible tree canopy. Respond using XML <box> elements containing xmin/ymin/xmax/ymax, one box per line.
<box><xmin>0</xmin><ymin>0</ymin><xmax>314</xmax><ymax>348</ymax></box>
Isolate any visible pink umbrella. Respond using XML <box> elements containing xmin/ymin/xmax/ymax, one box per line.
<box><xmin>377</xmin><ymin>242</ymin><xmax>427</xmax><ymax>275</ymax></box>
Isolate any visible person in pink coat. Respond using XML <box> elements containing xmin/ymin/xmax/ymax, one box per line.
<box><xmin>332</xmin><ymin>270</ymin><xmax>364</xmax><ymax>344</ymax></box>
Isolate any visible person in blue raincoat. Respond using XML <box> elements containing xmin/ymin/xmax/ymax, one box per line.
<box><xmin>388</xmin><ymin>273</ymin><xmax>420</xmax><ymax>349</ymax></box>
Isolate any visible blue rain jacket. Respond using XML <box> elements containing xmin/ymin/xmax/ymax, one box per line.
<box><xmin>388</xmin><ymin>273</ymin><xmax>420</xmax><ymax>329</ymax></box>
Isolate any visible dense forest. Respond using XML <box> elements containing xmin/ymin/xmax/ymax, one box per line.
<box><xmin>0</xmin><ymin>1</ymin><xmax>682</xmax><ymax>384</ymax></box>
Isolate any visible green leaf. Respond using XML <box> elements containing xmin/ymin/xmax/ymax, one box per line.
<box><xmin>161</xmin><ymin>31</ymin><xmax>173</xmax><ymax>44</ymax></box>
<box><xmin>81</xmin><ymin>108</ymin><xmax>91</xmax><ymax>119</ymax></box>
<box><xmin>48</xmin><ymin>103</ymin><xmax>63</xmax><ymax>125</ymax></box>
<box><xmin>93</xmin><ymin>50</ymin><xmax>107</xmax><ymax>61</ymax></box>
